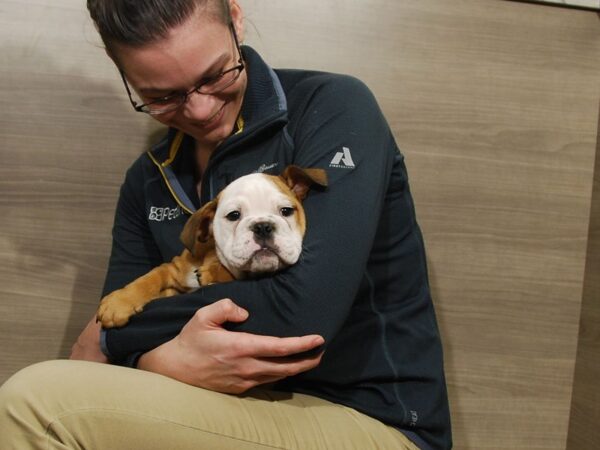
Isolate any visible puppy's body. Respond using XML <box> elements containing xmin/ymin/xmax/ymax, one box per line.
<box><xmin>97</xmin><ymin>166</ymin><xmax>326</xmax><ymax>328</ymax></box>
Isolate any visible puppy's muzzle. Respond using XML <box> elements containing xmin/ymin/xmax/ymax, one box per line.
<box><xmin>252</xmin><ymin>221</ymin><xmax>276</xmax><ymax>240</ymax></box>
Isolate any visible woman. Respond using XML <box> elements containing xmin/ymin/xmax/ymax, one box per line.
<box><xmin>0</xmin><ymin>0</ymin><xmax>452</xmax><ymax>448</ymax></box>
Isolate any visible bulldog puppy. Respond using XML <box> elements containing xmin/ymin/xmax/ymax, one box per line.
<box><xmin>97</xmin><ymin>165</ymin><xmax>327</xmax><ymax>328</ymax></box>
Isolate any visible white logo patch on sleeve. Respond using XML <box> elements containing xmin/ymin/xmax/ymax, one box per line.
<box><xmin>329</xmin><ymin>147</ymin><xmax>355</xmax><ymax>169</ymax></box>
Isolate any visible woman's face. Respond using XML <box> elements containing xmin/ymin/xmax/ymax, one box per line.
<box><xmin>113</xmin><ymin>7</ymin><xmax>247</xmax><ymax>148</ymax></box>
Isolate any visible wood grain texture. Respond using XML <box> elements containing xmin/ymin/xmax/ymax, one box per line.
<box><xmin>0</xmin><ymin>0</ymin><xmax>165</xmax><ymax>374</ymax></box>
<box><xmin>1</xmin><ymin>1</ymin><xmax>599</xmax><ymax>449</ymax></box>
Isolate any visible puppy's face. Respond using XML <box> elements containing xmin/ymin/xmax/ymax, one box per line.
<box><xmin>181</xmin><ymin>166</ymin><xmax>327</xmax><ymax>278</ymax></box>
<box><xmin>213</xmin><ymin>174</ymin><xmax>306</xmax><ymax>275</ymax></box>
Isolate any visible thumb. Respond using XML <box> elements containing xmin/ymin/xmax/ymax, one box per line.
<box><xmin>196</xmin><ymin>298</ymin><xmax>249</xmax><ymax>327</ymax></box>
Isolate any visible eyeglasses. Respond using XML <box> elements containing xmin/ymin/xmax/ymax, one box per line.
<box><xmin>120</xmin><ymin>24</ymin><xmax>245</xmax><ymax>115</ymax></box>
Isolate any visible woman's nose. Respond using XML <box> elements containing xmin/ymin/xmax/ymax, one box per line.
<box><xmin>181</xmin><ymin>91</ymin><xmax>220</xmax><ymax>121</ymax></box>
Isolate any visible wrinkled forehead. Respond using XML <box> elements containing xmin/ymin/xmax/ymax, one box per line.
<box><xmin>217</xmin><ymin>174</ymin><xmax>295</xmax><ymax>212</ymax></box>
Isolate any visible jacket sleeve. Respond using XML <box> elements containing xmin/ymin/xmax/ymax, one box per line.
<box><xmin>104</xmin><ymin>76</ymin><xmax>402</xmax><ymax>363</ymax></box>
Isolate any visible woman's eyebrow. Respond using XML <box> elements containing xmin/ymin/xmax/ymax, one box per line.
<box><xmin>138</xmin><ymin>52</ymin><xmax>230</xmax><ymax>95</ymax></box>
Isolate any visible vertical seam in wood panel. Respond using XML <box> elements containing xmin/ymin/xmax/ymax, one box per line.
<box><xmin>566</xmin><ymin>96</ymin><xmax>600</xmax><ymax>450</ymax></box>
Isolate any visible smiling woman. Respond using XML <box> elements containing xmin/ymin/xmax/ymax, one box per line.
<box><xmin>0</xmin><ymin>0</ymin><xmax>450</xmax><ymax>449</ymax></box>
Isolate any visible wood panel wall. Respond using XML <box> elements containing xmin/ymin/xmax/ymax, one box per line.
<box><xmin>0</xmin><ymin>0</ymin><xmax>164</xmax><ymax>370</ymax></box>
<box><xmin>1</xmin><ymin>1</ymin><xmax>598</xmax><ymax>448</ymax></box>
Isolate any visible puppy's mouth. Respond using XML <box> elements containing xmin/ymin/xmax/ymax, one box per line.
<box><xmin>251</xmin><ymin>244</ymin><xmax>280</xmax><ymax>260</ymax></box>
<box><xmin>238</xmin><ymin>244</ymin><xmax>284</xmax><ymax>273</ymax></box>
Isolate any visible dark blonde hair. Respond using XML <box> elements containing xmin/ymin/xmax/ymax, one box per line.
<box><xmin>87</xmin><ymin>0</ymin><xmax>231</xmax><ymax>49</ymax></box>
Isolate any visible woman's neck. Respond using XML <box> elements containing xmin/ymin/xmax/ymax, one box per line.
<box><xmin>195</xmin><ymin>140</ymin><xmax>217</xmax><ymax>199</ymax></box>
<box><xmin>195</xmin><ymin>140</ymin><xmax>217</xmax><ymax>177</ymax></box>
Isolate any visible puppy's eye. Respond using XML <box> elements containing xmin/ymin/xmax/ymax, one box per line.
<box><xmin>280</xmin><ymin>207</ymin><xmax>295</xmax><ymax>217</ymax></box>
<box><xmin>225</xmin><ymin>211</ymin><xmax>241</xmax><ymax>222</ymax></box>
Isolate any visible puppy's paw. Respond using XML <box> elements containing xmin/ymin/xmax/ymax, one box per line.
<box><xmin>197</xmin><ymin>268</ymin><xmax>216</xmax><ymax>286</ymax></box>
<box><xmin>97</xmin><ymin>291</ymin><xmax>143</xmax><ymax>328</ymax></box>
<box><xmin>193</xmin><ymin>268</ymin><xmax>203</xmax><ymax>286</ymax></box>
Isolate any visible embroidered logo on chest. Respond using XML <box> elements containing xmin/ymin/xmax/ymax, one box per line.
<box><xmin>149</xmin><ymin>206</ymin><xmax>182</xmax><ymax>222</ymax></box>
<box><xmin>255</xmin><ymin>162</ymin><xmax>279</xmax><ymax>173</ymax></box>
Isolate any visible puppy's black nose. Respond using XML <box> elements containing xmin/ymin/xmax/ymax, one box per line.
<box><xmin>252</xmin><ymin>222</ymin><xmax>275</xmax><ymax>239</ymax></box>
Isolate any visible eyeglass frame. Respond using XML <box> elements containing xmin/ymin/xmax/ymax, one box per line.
<box><xmin>119</xmin><ymin>23</ymin><xmax>245</xmax><ymax>115</ymax></box>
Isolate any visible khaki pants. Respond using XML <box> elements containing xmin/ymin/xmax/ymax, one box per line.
<box><xmin>0</xmin><ymin>360</ymin><xmax>418</xmax><ymax>449</ymax></box>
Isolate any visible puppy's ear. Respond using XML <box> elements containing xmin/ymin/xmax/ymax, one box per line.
<box><xmin>180</xmin><ymin>200</ymin><xmax>218</xmax><ymax>256</ymax></box>
<box><xmin>280</xmin><ymin>165</ymin><xmax>328</xmax><ymax>201</ymax></box>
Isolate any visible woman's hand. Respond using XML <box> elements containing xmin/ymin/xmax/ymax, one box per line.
<box><xmin>138</xmin><ymin>298</ymin><xmax>325</xmax><ymax>394</ymax></box>
<box><xmin>69</xmin><ymin>314</ymin><xmax>109</xmax><ymax>363</ymax></box>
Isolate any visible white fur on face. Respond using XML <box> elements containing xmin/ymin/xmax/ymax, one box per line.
<box><xmin>212</xmin><ymin>174</ymin><xmax>304</xmax><ymax>278</ymax></box>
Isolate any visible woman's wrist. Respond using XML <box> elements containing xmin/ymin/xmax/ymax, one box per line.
<box><xmin>138</xmin><ymin>339</ymin><xmax>180</xmax><ymax>378</ymax></box>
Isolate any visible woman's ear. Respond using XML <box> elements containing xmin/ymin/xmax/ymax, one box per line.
<box><xmin>229</xmin><ymin>0</ymin><xmax>245</xmax><ymax>42</ymax></box>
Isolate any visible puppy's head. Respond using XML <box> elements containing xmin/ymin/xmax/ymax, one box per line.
<box><xmin>180</xmin><ymin>166</ymin><xmax>327</xmax><ymax>278</ymax></box>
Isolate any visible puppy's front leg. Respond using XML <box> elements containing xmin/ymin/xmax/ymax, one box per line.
<box><xmin>97</xmin><ymin>267</ymin><xmax>170</xmax><ymax>328</ymax></box>
<box><xmin>97</xmin><ymin>250</ymin><xmax>200</xmax><ymax>328</ymax></box>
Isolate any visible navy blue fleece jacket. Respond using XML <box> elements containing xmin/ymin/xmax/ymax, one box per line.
<box><xmin>100</xmin><ymin>46</ymin><xmax>452</xmax><ymax>449</ymax></box>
